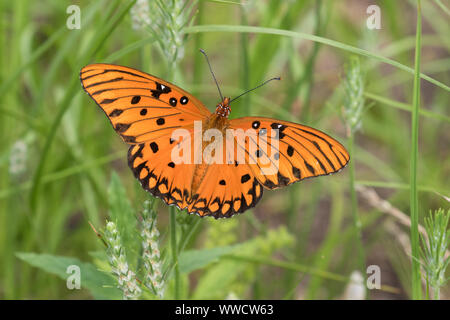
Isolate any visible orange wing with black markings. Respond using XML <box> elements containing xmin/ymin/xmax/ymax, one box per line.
<box><xmin>80</xmin><ymin>63</ymin><xmax>349</xmax><ymax>219</ymax></box>
<box><xmin>228</xmin><ymin>117</ymin><xmax>349</xmax><ymax>189</ymax></box>
<box><xmin>80</xmin><ymin>63</ymin><xmax>211</xmax><ymax>144</ymax></box>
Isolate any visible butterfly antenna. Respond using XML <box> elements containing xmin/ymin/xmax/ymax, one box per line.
<box><xmin>230</xmin><ymin>77</ymin><xmax>281</xmax><ymax>104</ymax></box>
<box><xmin>199</xmin><ymin>49</ymin><xmax>224</xmax><ymax>101</ymax></box>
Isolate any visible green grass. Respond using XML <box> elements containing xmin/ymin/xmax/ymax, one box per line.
<box><xmin>410</xmin><ymin>0</ymin><xmax>422</xmax><ymax>299</ymax></box>
<box><xmin>170</xmin><ymin>206</ymin><xmax>181</xmax><ymax>299</ymax></box>
<box><xmin>0</xmin><ymin>0</ymin><xmax>449</xmax><ymax>300</ymax></box>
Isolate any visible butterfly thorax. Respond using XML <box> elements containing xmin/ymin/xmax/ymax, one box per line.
<box><xmin>215</xmin><ymin>97</ymin><xmax>231</xmax><ymax>118</ymax></box>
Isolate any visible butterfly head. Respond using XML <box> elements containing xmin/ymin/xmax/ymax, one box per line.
<box><xmin>215</xmin><ymin>97</ymin><xmax>231</xmax><ymax>118</ymax></box>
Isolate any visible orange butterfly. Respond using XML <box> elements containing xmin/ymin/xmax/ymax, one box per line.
<box><xmin>80</xmin><ymin>57</ymin><xmax>349</xmax><ymax>219</ymax></box>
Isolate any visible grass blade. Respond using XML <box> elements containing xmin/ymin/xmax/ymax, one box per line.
<box><xmin>410</xmin><ymin>0</ymin><xmax>422</xmax><ymax>299</ymax></box>
<box><xmin>184</xmin><ymin>24</ymin><xmax>450</xmax><ymax>92</ymax></box>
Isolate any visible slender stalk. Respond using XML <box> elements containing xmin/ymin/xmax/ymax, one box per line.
<box><xmin>410</xmin><ymin>0</ymin><xmax>422</xmax><ymax>300</ymax></box>
<box><xmin>348</xmin><ymin>133</ymin><xmax>365</xmax><ymax>275</ymax></box>
<box><xmin>286</xmin><ymin>0</ymin><xmax>323</xmax><ymax>239</ymax></box>
<box><xmin>183</xmin><ymin>25</ymin><xmax>449</xmax><ymax>91</ymax></box>
<box><xmin>178</xmin><ymin>218</ymin><xmax>202</xmax><ymax>253</ymax></box>
<box><xmin>300</xmin><ymin>0</ymin><xmax>323</xmax><ymax>122</ymax></box>
<box><xmin>170</xmin><ymin>207</ymin><xmax>180</xmax><ymax>299</ymax></box>
<box><xmin>239</xmin><ymin>7</ymin><xmax>250</xmax><ymax>117</ymax></box>
<box><xmin>343</xmin><ymin>55</ymin><xmax>366</xmax><ymax>287</ymax></box>
<box><xmin>282</xmin><ymin>0</ymin><xmax>323</xmax><ymax>114</ymax></box>
<box><xmin>433</xmin><ymin>282</ymin><xmax>440</xmax><ymax>300</ymax></box>
<box><xmin>193</xmin><ymin>0</ymin><xmax>204</xmax><ymax>95</ymax></box>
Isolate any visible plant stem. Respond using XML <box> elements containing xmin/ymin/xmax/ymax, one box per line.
<box><xmin>170</xmin><ymin>207</ymin><xmax>180</xmax><ymax>299</ymax></box>
<box><xmin>239</xmin><ymin>7</ymin><xmax>250</xmax><ymax>117</ymax></box>
<box><xmin>193</xmin><ymin>0</ymin><xmax>204</xmax><ymax>95</ymax></box>
<box><xmin>183</xmin><ymin>25</ymin><xmax>449</xmax><ymax>92</ymax></box>
<box><xmin>433</xmin><ymin>283</ymin><xmax>440</xmax><ymax>300</ymax></box>
<box><xmin>178</xmin><ymin>218</ymin><xmax>202</xmax><ymax>253</ymax></box>
<box><xmin>300</xmin><ymin>0</ymin><xmax>323</xmax><ymax>122</ymax></box>
<box><xmin>348</xmin><ymin>133</ymin><xmax>366</xmax><ymax>276</ymax></box>
<box><xmin>410</xmin><ymin>0</ymin><xmax>422</xmax><ymax>300</ymax></box>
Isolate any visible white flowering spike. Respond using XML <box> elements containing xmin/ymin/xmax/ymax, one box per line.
<box><xmin>141</xmin><ymin>200</ymin><xmax>165</xmax><ymax>298</ymax></box>
<box><xmin>130</xmin><ymin>0</ymin><xmax>151</xmax><ymax>30</ymax></box>
<box><xmin>104</xmin><ymin>220</ymin><xmax>141</xmax><ymax>300</ymax></box>
<box><xmin>343</xmin><ymin>56</ymin><xmax>365</xmax><ymax>133</ymax></box>
<box><xmin>420</xmin><ymin>209</ymin><xmax>450</xmax><ymax>300</ymax></box>
<box><xmin>130</xmin><ymin>0</ymin><xmax>197</xmax><ymax>66</ymax></box>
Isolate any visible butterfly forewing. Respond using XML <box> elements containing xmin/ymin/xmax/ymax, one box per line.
<box><xmin>80</xmin><ymin>64</ymin><xmax>211</xmax><ymax>144</ymax></box>
<box><xmin>229</xmin><ymin>117</ymin><xmax>350</xmax><ymax>189</ymax></box>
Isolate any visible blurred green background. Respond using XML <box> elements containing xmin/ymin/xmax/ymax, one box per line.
<box><xmin>0</xmin><ymin>0</ymin><xmax>449</xmax><ymax>299</ymax></box>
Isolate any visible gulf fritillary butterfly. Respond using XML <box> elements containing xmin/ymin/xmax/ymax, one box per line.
<box><xmin>80</xmin><ymin>59</ymin><xmax>349</xmax><ymax>219</ymax></box>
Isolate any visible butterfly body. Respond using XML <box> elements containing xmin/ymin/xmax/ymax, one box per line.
<box><xmin>80</xmin><ymin>63</ymin><xmax>349</xmax><ymax>218</ymax></box>
<box><xmin>215</xmin><ymin>97</ymin><xmax>232</xmax><ymax>118</ymax></box>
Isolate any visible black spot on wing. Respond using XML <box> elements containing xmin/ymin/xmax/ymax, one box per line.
<box><xmin>241</xmin><ymin>174</ymin><xmax>251</xmax><ymax>183</ymax></box>
<box><xmin>122</xmin><ymin>135</ymin><xmax>137</xmax><ymax>143</ymax></box>
<box><xmin>292</xmin><ymin>166</ymin><xmax>301</xmax><ymax>179</ymax></box>
<box><xmin>180</xmin><ymin>96</ymin><xmax>189</xmax><ymax>105</ymax></box>
<box><xmin>151</xmin><ymin>82</ymin><xmax>171</xmax><ymax>99</ymax></box>
<box><xmin>169</xmin><ymin>97</ymin><xmax>177</xmax><ymax>106</ymax></box>
<box><xmin>101</xmin><ymin>98</ymin><xmax>117</xmax><ymax>104</ymax></box>
<box><xmin>115</xmin><ymin>123</ymin><xmax>130</xmax><ymax>133</ymax></box>
<box><xmin>287</xmin><ymin>145</ymin><xmax>294</xmax><ymax>157</ymax></box>
<box><xmin>277</xmin><ymin>172</ymin><xmax>290</xmax><ymax>186</ymax></box>
<box><xmin>150</xmin><ymin>142</ymin><xmax>159</xmax><ymax>153</ymax></box>
<box><xmin>131</xmin><ymin>95</ymin><xmax>141</xmax><ymax>104</ymax></box>
<box><xmin>263</xmin><ymin>179</ymin><xmax>277</xmax><ymax>189</ymax></box>
<box><xmin>109</xmin><ymin>109</ymin><xmax>123</xmax><ymax>117</ymax></box>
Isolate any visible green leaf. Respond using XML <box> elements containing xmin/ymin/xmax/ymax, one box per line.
<box><xmin>178</xmin><ymin>245</ymin><xmax>238</xmax><ymax>274</ymax></box>
<box><xmin>16</xmin><ymin>252</ymin><xmax>121</xmax><ymax>299</ymax></box>
<box><xmin>192</xmin><ymin>227</ymin><xmax>294</xmax><ymax>299</ymax></box>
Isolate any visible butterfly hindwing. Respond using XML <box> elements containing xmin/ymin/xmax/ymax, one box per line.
<box><xmin>127</xmin><ymin>127</ymin><xmax>263</xmax><ymax>218</ymax></box>
<box><xmin>128</xmin><ymin>129</ymin><xmax>197</xmax><ymax>211</ymax></box>
<box><xmin>186</xmin><ymin>163</ymin><xmax>263</xmax><ymax>217</ymax></box>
